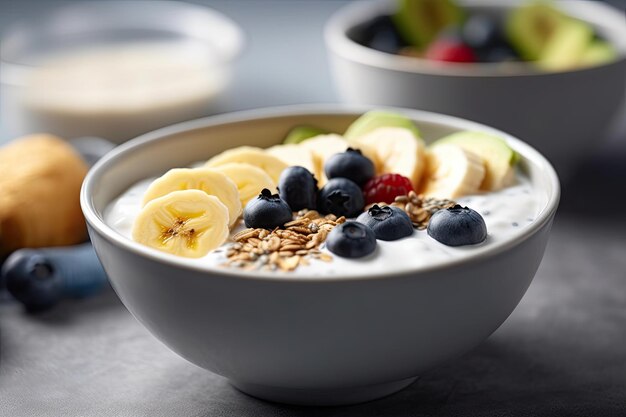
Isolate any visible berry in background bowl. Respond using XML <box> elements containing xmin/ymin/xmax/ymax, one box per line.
<box><xmin>81</xmin><ymin>105</ymin><xmax>559</xmax><ymax>406</ymax></box>
<box><xmin>325</xmin><ymin>0</ymin><xmax>626</xmax><ymax>177</ymax></box>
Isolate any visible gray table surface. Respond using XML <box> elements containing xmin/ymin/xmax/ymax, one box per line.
<box><xmin>1</xmin><ymin>1</ymin><xmax>626</xmax><ymax>416</ymax></box>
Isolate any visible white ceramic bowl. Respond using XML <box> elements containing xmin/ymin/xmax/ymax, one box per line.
<box><xmin>0</xmin><ymin>1</ymin><xmax>243</xmax><ymax>143</ymax></box>
<box><xmin>325</xmin><ymin>0</ymin><xmax>626</xmax><ymax>176</ymax></box>
<box><xmin>81</xmin><ymin>105</ymin><xmax>560</xmax><ymax>406</ymax></box>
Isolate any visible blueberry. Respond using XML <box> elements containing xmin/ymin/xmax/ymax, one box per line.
<box><xmin>461</xmin><ymin>14</ymin><xmax>505</xmax><ymax>52</ymax></box>
<box><xmin>2</xmin><ymin>251</ymin><xmax>63</xmax><ymax>312</ymax></box>
<box><xmin>427</xmin><ymin>205</ymin><xmax>487</xmax><ymax>246</ymax></box>
<box><xmin>317</xmin><ymin>178</ymin><xmax>364</xmax><ymax>218</ymax></box>
<box><xmin>244</xmin><ymin>188</ymin><xmax>293</xmax><ymax>229</ymax></box>
<box><xmin>1</xmin><ymin>245</ymin><xmax>108</xmax><ymax>312</ymax></box>
<box><xmin>362</xmin><ymin>15</ymin><xmax>406</xmax><ymax>54</ymax></box>
<box><xmin>278</xmin><ymin>166</ymin><xmax>318</xmax><ymax>211</ymax></box>
<box><xmin>326</xmin><ymin>221</ymin><xmax>377</xmax><ymax>258</ymax></box>
<box><xmin>356</xmin><ymin>204</ymin><xmax>413</xmax><ymax>241</ymax></box>
<box><xmin>325</xmin><ymin>148</ymin><xmax>375</xmax><ymax>186</ymax></box>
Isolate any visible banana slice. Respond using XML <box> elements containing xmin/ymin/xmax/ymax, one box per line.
<box><xmin>205</xmin><ymin>146</ymin><xmax>288</xmax><ymax>183</ymax></box>
<box><xmin>300</xmin><ymin>134</ymin><xmax>381</xmax><ymax>185</ymax></box>
<box><xmin>266</xmin><ymin>144</ymin><xmax>316</xmax><ymax>174</ymax></box>
<box><xmin>142</xmin><ymin>168</ymin><xmax>241</xmax><ymax>227</ymax></box>
<box><xmin>209</xmin><ymin>162</ymin><xmax>276</xmax><ymax>206</ymax></box>
<box><xmin>132</xmin><ymin>189</ymin><xmax>229</xmax><ymax>258</ymax></box>
<box><xmin>350</xmin><ymin>127</ymin><xmax>426</xmax><ymax>188</ymax></box>
<box><xmin>421</xmin><ymin>144</ymin><xmax>486</xmax><ymax>199</ymax></box>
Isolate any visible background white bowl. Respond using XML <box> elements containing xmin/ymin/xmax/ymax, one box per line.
<box><xmin>325</xmin><ymin>0</ymin><xmax>626</xmax><ymax>176</ymax></box>
<box><xmin>0</xmin><ymin>1</ymin><xmax>243</xmax><ymax>143</ymax></box>
<box><xmin>81</xmin><ymin>105</ymin><xmax>559</xmax><ymax>406</ymax></box>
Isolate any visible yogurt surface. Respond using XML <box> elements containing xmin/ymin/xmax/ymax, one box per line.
<box><xmin>104</xmin><ymin>168</ymin><xmax>546</xmax><ymax>277</ymax></box>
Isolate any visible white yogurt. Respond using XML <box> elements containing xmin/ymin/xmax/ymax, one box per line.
<box><xmin>104</xmin><ymin>168</ymin><xmax>546</xmax><ymax>277</ymax></box>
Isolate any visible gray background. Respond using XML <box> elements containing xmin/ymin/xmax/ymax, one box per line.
<box><xmin>1</xmin><ymin>1</ymin><xmax>626</xmax><ymax>416</ymax></box>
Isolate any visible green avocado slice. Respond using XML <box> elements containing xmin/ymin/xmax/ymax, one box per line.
<box><xmin>537</xmin><ymin>18</ymin><xmax>593</xmax><ymax>71</ymax></box>
<box><xmin>505</xmin><ymin>1</ymin><xmax>567</xmax><ymax>61</ymax></box>
<box><xmin>392</xmin><ymin>0</ymin><xmax>464</xmax><ymax>49</ymax></box>
<box><xmin>344</xmin><ymin>111</ymin><xmax>421</xmax><ymax>141</ymax></box>
<box><xmin>283</xmin><ymin>126</ymin><xmax>329</xmax><ymax>144</ymax></box>
<box><xmin>580</xmin><ymin>40</ymin><xmax>618</xmax><ymax>67</ymax></box>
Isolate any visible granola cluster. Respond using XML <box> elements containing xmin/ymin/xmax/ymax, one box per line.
<box><xmin>224</xmin><ymin>210</ymin><xmax>345</xmax><ymax>271</ymax></box>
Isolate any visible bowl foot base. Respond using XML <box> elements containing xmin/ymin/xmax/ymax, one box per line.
<box><xmin>230</xmin><ymin>376</ymin><xmax>417</xmax><ymax>406</ymax></box>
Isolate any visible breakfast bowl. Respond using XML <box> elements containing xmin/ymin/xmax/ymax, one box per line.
<box><xmin>325</xmin><ymin>0</ymin><xmax>626</xmax><ymax>176</ymax></box>
<box><xmin>81</xmin><ymin>105</ymin><xmax>559</xmax><ymax>406</ymax></box>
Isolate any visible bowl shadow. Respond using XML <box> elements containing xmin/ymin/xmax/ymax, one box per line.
<box><xmin>222</xmin><ymin>333</ymin><xmax>624</xmax><ymax>417</ymax></box>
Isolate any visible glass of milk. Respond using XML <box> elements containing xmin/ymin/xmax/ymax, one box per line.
<box><xmin>0</xmin><ymin>1</ymin><xmax>244</xmax><ymax>143</ymax></box>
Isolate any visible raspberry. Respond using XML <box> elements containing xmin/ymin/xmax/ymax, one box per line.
<box><xmin>363</xmin><ymin>173</ymin><xmax>414</xmax><ymax>205</ymax></box>
<box><xmin>425</xmin><ymin>39</ymin><xmax>476</xmax><ymax>63</ymax></box>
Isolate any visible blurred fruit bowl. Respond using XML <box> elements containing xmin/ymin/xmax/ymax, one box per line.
<box><xmin>325</xmin><ymin>0</ymin><xmax>626</xmax><ymax>177</ymax></box>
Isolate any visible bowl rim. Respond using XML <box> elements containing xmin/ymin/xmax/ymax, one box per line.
<box><xmin>81</xmin><ymin>104</ymin><xmax>560</xmax><ymax>283</ymax></box>
<box><xmin>324</xmin><ymin>0</ymin><xmax>626</xmax><ymax>78</ymax></box>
